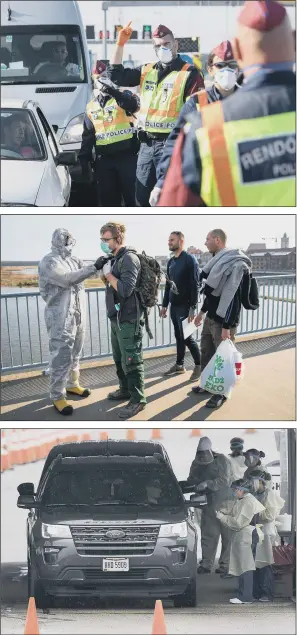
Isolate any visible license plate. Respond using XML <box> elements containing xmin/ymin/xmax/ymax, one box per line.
<box><xmin>102</xmin><ymin>558</ymin><xmax>129</xmax><ymax>572</ymax></box>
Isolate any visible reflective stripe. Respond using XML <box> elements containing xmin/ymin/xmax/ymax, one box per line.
<box><xmin>198</xmin><ymin>90</ymin><xmax>209</xmax><ymax>109</ymax></box>
<box><xmin>201</xmin><ymin>100</ymin><xmax>238</xmax><ymax>206</ymax></box>
<box><xmin>140</xmin><ymin>62</ymin><xmax>154</xmax><ymax>88</ymax></box>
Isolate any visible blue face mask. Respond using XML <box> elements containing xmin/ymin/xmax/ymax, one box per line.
<box><xmin>101</xmin><ymin>240</ymin><xmax>113</xmax><ymax>255</ymax></box>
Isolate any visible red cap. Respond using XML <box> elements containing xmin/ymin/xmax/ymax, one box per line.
<box><xmin>212</xmin><ymin>40</ymin><xmax>234</xmax><ymax>61</ymax></box>
<box><xmin>238</xmin><ymin>0</ymin><xmax>287</xmax><ymax>32</ymax></box>
<box><xmin>153</xmin><ymin>24</ymin><xmax>173</xmax><ymax>39</ymax></box>
<box><xmin>93</xmin><ymin>60</ymin><xmax>107</xmax><ymax>75</ymax></box>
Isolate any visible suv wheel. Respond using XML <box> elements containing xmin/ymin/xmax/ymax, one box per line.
<box><xmin>173</xmin><ymin>578</ymin><xmax>197</xmax><ymax>608</ymax></box>
<box><xmin>28</xmin><ymin>558</ymin><xmax>53</xmax><ymax>609</ymax></box>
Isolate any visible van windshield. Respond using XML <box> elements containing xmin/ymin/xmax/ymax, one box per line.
<box><xmin>0</xmin><ymin>26</ymin><xmax>86</xmax><ymax>84</ymax></box>
<box><xmin>42</xmin><ymin>465</ymin><xmax>184</xmax><ymax>508</ymax></box>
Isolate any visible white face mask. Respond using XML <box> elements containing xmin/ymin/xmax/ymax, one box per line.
<box><xmin>214</xmin><ymin>68</ymin><xmax>237</xmax><ymax>91</ymax></box>
<box><xmin>157</xmin><ymin>46</ymin><xmax>173</xmax><ymax>65</ymax></box>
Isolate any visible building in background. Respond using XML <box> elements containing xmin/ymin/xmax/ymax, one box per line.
<box><xmin>79</xmin><ymin>1</ymin><xmax>296</xmax><ymax>68</ymax></box>
<box><xmin>246</xmin><ymin>234</ymin><xmax>296</xmax><ymax>273</ymax></box>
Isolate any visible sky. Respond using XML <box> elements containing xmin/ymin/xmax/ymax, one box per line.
<box><xmin>1</xmin><ymin>214</ymin><xmax>295</xmax><ymax>261</ymax></box>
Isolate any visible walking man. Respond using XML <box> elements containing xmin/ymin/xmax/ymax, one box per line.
<box><xmin>160</xmin><ymin>231</ymin><xmax>201</xmax><ymax>380</ymax></box>
<box><xmin>193</xmin><ymin>229</ymin><xmax>252</xmax><ymax>409</ymax></box>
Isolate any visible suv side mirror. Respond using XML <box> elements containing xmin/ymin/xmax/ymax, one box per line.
<box><xmin>17</xmin><ymin>494</ymin><xmax>38</xmax><ymax>509</ymax></box>
<box><xmin>17</xmin><ymin>482</ymin><xmax>34</xmax><ymax>496</ymax></box>
<box><xmin>56</xmin><ymin>151</ymin><xmax>77</xmax><ymax>166</ymax></box>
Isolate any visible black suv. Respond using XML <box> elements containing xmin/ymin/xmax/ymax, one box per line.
<box><xmin>17</xmin><ymin>441</ymin><xmax>200</xmax><ymax>608</ymax></box>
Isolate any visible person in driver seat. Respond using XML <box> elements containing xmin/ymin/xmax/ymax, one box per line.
<box><xmin>33</xmin><ymin>41</ymin><xmax>80</xmax><ymax>77</ymax></box>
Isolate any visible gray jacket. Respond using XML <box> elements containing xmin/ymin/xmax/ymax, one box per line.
<box><xmin>106</xmin><ymin>246</ymin><xmax>141</xmax><ymax>322</ymax></box>
<box><xmin>187</xmin><ymin>451</ymin><xmax>233</xmax><ymax>508</ymax></box>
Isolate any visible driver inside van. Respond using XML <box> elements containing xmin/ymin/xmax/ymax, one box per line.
<box><xmin>33</xmin><ymin>41</ymin><xmax>80</xmax><ymax>77</ymax></box>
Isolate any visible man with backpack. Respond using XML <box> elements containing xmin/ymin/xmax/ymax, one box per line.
<box><xmin>98</xmin><ymin>222</ymin><xmax>146</xmax><ymax>419</ymax></box>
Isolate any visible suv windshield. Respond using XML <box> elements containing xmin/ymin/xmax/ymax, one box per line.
<box><xmin>1</xmin><ymin>108</ymin><xmax>45</xmax><ymax>160</ymax></box>
<box><xmin>1</xmin><ymin>26</ymin><xmax>86</xmax><ymax>84</ymax></box>
<box><xmin>42</xmin><ymin>465</ymin><xmax>184</xmax><ymax>508</ymax></box>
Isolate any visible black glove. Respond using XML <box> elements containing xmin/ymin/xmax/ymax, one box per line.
<box><xmin>94</xmin><ymin>255</ymin><xmax>111</xmax><ymax>271</ymax></box>
<box><xmin>97</xmin><ymin>76</ymin><xmax>120</xmax><ymax>98</ymax></box>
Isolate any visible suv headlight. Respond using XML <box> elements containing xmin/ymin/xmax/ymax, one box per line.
<box><xmin>159</xmin><ymin>522</ymin><xmax>187</xmax><ymax>539</ymax></box>
<box><xmin>42</xmin><ymin>523</ymin><xmax>72</xmax><ymax>539</ymax></box>
<box><xmin>60</xmin><ymin>114</ymin><xmax>84</xmax><ymax>144</ymax></box>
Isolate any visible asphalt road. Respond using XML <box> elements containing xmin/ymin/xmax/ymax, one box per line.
<box><xmin>1</xmin><ymin>428</ymin><xmax>295</xmax><ymax>634</ymax></box>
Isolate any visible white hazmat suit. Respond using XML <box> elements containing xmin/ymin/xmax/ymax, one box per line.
<box><xmin>39</xmin><ymin>229</ymin><xmax>97</xmax><ymax>405</ymax></box>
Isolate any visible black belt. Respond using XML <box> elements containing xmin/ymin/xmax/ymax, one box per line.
<box><xmin>138</xmin><ymin>130</ymin><xmax>169</xmax><ymax>143</ymax></box>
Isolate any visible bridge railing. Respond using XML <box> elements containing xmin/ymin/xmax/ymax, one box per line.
<box><xmin>1</xmin><ymin>274</ymin><xmax>295</xmax><ymax>373</ymax></box>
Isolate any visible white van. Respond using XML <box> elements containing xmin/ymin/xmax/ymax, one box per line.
<box><xmin>1</xmin><ymin>0</ymin><xmax>92</xmax><ymax>162</ymax></box>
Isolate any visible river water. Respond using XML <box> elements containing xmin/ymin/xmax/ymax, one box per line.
<box><xmin>1</xmin><ymin>281</ymin><xmax>296</xmax><ymax>370</ymax></box>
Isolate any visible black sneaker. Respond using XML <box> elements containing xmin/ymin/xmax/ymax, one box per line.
<box><xmin>197</xmin><ymin>565</ymin><xmax>211</xmax><ymax>574</ymax></box>
<box><xmin>108</xmin><ymin>389</ymin><xmax>131</xmax><ymax>401</ymax></box>
<box><xmin>192</xmin><ymin>385</ymin><xmax>207</xmax><ymax>394</ymax></box>
<box><xmin>215</xmin><ymin>566</ymin><xmax>228</xmax><ymax>574</ymax></box>
<box><xmin>118</xmin><ymin>402</ymin><xmax>146</xmax><ymax>419</ymax></box>
<box><xmin>205</xmin><ymin>395</ymin><xmax>227</xmax><ymax>409</ymax></box>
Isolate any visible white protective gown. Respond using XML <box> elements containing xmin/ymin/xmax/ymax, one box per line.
<box><xmin>39</xmin><ymin>229</ymin><xmax>97</xmax><ymax>401</ymax></box>
<box><xmin>255</xmin><ymin>489</ymin><xmax>285</xmax><ymax>569</ymax></box>
<box><xmin>228</xmin><ymin>454</ymin><xmax>246</xmax><ymax>480</ymax></box>
<box><xmin>219</xmin><ymin>493</ymin><xmax>265</xmax><ymax>576</ymax></box>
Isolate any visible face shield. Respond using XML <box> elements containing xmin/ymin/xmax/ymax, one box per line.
<box><xmin>195</xmin><ymin>449</ymin><xmax>214</xmax><ymax>465</ymax></box>
<box><xmin>244</xmin><ymin>453</ymin><xmax>259</xmax><ymax>468</ymax></box>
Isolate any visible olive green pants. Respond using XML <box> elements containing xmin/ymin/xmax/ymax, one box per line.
<box><xmin>110</xmin><ymin>320</ymin><xmax>146</xmax><ymax>405</ymax></box>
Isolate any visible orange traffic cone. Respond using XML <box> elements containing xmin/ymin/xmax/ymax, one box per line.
<box><xmin>81</xmin><ymin>432</ymin><xmax>92</xmax><ymax>442</ymax></box>
<box><xmin>151</xmin><ymin>429</ymin><xmax>162</xmax><ymax>440</ymax></box>
<box><xmin>24</xmin><ymin>597</ymin><xmax>39</xmax><ymax>635</ymax></box>
<box><xmin>100</xmin><ymin>431</ymin><xmax>108</xmax><ymax>441</ymax></box>
<box><xmin>152</xmin><ymin>600</ymin><xmax>167</xmax><ymax>635</ymax></box>
<box><xmin>126</xmin><ymin>430</ymin><xmax>136</xmax><ymax>441</ymax></box>
<box><xmin>190</xmin><ymin>429</ymin><xmax>201</xmax><ymax>437</ymax></box>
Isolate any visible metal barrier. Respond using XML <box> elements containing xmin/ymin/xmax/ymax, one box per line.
<box><xmin>1</xmin><ymin>275</ymin><xmax>296</xmax><ymax>373</ymax></box>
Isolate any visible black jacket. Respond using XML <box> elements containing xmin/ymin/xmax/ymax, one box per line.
<box><xmin>200</xmin><ymin>269</ymin><xmax>249</xmax><ymax>329</ymax></box>
<box><xmin>105</xmin><ymin>247</ymin><xmax>140</xmax><ymax>322</ymax></box>
<box><xmin>78</xmin><ymin>89</ymin><xmax>140</xmax><ymax>166</ymax></box>
<box><xmin>163</xmin><ymin>251</ymin><xmax>199</xmax><ymax>309</ymax></box>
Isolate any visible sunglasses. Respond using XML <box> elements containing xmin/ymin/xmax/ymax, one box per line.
<box><xmin>212</xmin><ymin>61</ymin><xmax>238</xmax><ymax>70</ymax></box>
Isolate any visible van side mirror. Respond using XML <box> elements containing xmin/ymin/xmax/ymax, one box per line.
<box><xmin>17</xmin><ymin>495</ymin><xmax>38</xmax><ymax>509</ymax></box>
<box><xmin>56</xmin><ymin>151</ymin><xmax>77</xmax><ymax>166</ymax></box>
<box><xmin>17</xmin><ymin>482</ymin><xmax>34</xmax><ymax>496</ymax></box>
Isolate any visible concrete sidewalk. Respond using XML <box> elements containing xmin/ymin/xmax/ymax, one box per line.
<box><xmin>1</xmin><ymin>333</ymin><xmax>295</xmax><ymax>421</ymax></box>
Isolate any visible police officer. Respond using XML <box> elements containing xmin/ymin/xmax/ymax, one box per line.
<box><xmin>151</xmin><ymin>40</ymin><xmax>242</xmax><ymax>206</ymax></box>
<box><xmin>78</xmin><ymin>62</ymin><xmax>140</xmax><ymax>207</ymax></box>
<box><xmin>158</xmin><ymin>0</ymin><xmax>296</xmax><ymax>207</ymax></box>
<box><xmin>108</xmin><ymin>22</ymin><xmax>204</xmax><ymax>206</ymax></box>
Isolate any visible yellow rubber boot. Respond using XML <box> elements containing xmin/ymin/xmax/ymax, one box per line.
<box><xmin>53</xmin><ymin>399</ymin><xmax>74</xmax><ymax>416</ymax></box>
<box><xmin>66</xmin><ymin>386</ymin><xmax>91</xmax><ymax>398</ymax></box>
<box><xmin>66</xmin><ymin>370</ymin><xmax>91</xmax><ymax>398</ymax></box>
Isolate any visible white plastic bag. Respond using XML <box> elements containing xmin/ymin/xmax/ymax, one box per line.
<box><xmin>200</xmin><ymin>339</ymin><xmax>239</xmax><ymax>398</ymax></box>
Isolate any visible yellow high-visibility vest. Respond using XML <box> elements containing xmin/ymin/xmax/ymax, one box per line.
<box><xmin>138</xmin><ymin>62</ymin><xmax>191</xmax><ymax>134</ymax></box>
<box><xmin>86</xmin><ymin>97</ymin><xmax>134</xmax><ymax>146</ymax></box>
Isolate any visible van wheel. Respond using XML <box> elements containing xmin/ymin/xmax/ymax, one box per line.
<box><xmin>28</xmin><ymin>560</ymin><xmax>53</xmax><ymax>609</ymax></box>
<box><xmin>173</xmin><ymin>578</ymin><xmax>197</xmax><ymax>608</ymax></box>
